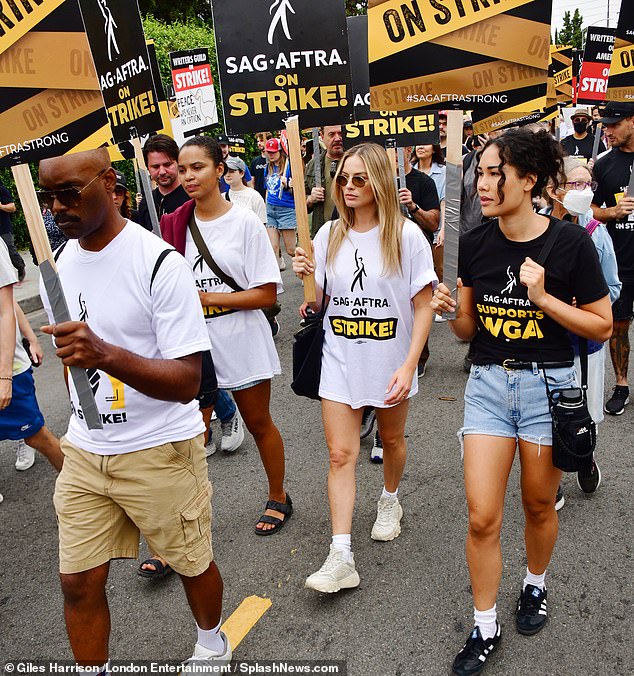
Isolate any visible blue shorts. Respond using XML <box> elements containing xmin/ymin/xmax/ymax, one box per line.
<box><xmin>266</xmin><ymin>203</ymin><xmax>296</xmax><ymax>230</ymax></box>
<box><xmin>0</xmin><ymin>369</ymin><xmax>45</xmax><ymax>441</ymax></box>
<box><xmin>460</xmin><ymin>363</ymin><xmax>577</xmax><ymax>447</ymax></box>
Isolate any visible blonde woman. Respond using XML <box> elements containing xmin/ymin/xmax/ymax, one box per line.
<box><xmin>293</xmin><ymin>143</ymin><xmax>436</xmax><ymax>593</ymax></box>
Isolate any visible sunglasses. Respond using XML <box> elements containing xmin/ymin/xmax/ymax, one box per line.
<box><xmin>335</xmin><ymin>173</ymin><xmax>368</xmax><ymax>188</ymax></box>
<box><xmin>563</xmin><ymin>180</ymin><xmax>597</xmax><ymax>192</ymax></box>
<box><xmin>37</xmin><ymin>168</ymin><xmax>108</xmax><ymax>210</ymax></box>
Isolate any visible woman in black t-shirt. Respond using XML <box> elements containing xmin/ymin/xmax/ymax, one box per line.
<box><xmin>431</xmin><ymin>129</ymin><xmax>612</xmax><ymax>675</ymax></box>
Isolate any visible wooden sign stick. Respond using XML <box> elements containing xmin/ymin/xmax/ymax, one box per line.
<box><xmin>312</xmin><ymin>128</ymin><xmax>322</xmax><ymax>189</ymax></box>
<box><xmin>285</xmin><ymin>116</ymin><xmax>316</xmax><ymax>302</ymax></box>
<box><xmin>132</xmin><ymin>136</ymin><xmax>162</xmax><ymax>238</ymax></box>
<box><xmin>11</xmin><ymin>163</ymin><xmax>103</xmax><ymax>430</ymax></box>
<box><xmin>442</xmin><ymin>109</ymin><xmax>464</xmax><ymax>318</ymax></box>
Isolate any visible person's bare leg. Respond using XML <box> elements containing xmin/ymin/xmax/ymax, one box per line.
<box><xmin>266</xmin><ymin>228</ymin><xmax>280</xmax><ymax>258</ymax></box>
<box><xmin>375</xmin><ymin>401</ymin><xmax>408</xmax><ymax>493</ymax></box>
<box><xmin>233</xmin><ymin>381</ymin><xmax>287</xmax><ymax>532</ymax></box>
<box><xmin>321</xmin><ymin>400</ymin><xmax>363</xmax><ymax>535</ymax></box>
<box><xmin>25</xmin><ymin>425</ymin><xmax>63</xmax><ymax>471</ymax></box>
<box><xmin>179</xmin><ymin>561</ymin><xmax>223</xmax><ymax>630</ymax></box>
<box><xmin>609</xmin><ymin>319</ymin><xmax>630</xmax><ymax>385</ymax></box>
<box><xmin>61</xmin><ymin>562</ymin><xmax>110</xmax><ymax>667</ymax></box>
<box><xmin>281</xmin><ymin>229</ymin><xmax>297</xmax><ymax>258</ymax></box>
<box><xmin>464</xmin><ymin>435</ymin><xmax>516</xmax><ymax>610</ymax></box>
<box><xmin>518</xmin><ymin>440</ymin><xmax>562</xmax><ymax>575</ymax></box>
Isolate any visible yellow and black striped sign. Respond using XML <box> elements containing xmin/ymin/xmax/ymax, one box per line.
<box><xmin>606</xmin><ymin>3</ymin><xmax>634</xmax><ymax>102</ymax></box>
<box><xmin>472</xmin><ymin>102</ymin><xmax>557</xmax><ymax>136</ymax></box>
<box><xmin>368</xmin><ymin>0</ymin><xmax>552</xmax><ymax>112</ymax></box>
<box><xmin>0</xmin><ymin>1</ymin><xmax>110</xmax><ymax>168</ymax></box>
<box><xmin>548</xmin><ymin>45</ymin><xmax>573</xmax><ymax>106</ymax></box>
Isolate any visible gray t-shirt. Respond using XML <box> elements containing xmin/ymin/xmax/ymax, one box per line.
<box><xmin>0</xmin><ymin>239</ymin><xmax>30</xmax><ymax>376</ymax></box>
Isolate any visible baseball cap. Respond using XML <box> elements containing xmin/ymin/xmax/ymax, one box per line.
<box><xmin>216</xmin><ymin>134</ymin><xmax>230</xmax><ymax>145</ymax></box>
<box><xmin>225</xmin><ymin>156</ymin><xmax>247</xmax><ymax>172</ymax></box>
<box><xmin>114</xmin><ymin>171</ymin><xmax>127</xmax><ymax>189</ymax></box>
<box><xmin>438</xmin><ymin>110</ymin><xmax>449</xmax><ymax>117</ymax></box>
<box><xmin>600</xmin><ymin>102</ymin><xmax>634</xmax><ymax>124</ymax></box>
<box><xmin>571</xmin><ymin>108</ymin><xmax>591</xmax><ymax>120</ymax></box>
<box><xmin>265</xmin><ymin>138</ymin><xmax>281</xmax><ymax>152</ymax></box>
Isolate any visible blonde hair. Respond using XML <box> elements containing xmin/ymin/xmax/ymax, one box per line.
<box><xmin>328</xmin><ymin>143</ymin><xmax>404</xmax><ymax>276</ymax></box>
<box><xmin>266</xmin><ymin>147</ymin><xmax>288</xmax><ymax>176</ymax></box>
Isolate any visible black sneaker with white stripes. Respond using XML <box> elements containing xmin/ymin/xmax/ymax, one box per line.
<box><xmin>516</xmin><ymin>584</ymin><xmax>548</xmax><ymax>636</ymax></box>
<box><xmin>452</xmin><ymin>623</ymin><xmax>501</xmax><ymax>675</ymax></box>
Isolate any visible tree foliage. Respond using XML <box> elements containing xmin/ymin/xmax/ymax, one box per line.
<box><xmin>557</xmin><ymin>10</ymin><xmax>584</xmax><ymax>49</ymax></box>
<box><xmin>138</xmin><ymin>0</ymin><xmax>211</xmax><ymax>23</ymax></box>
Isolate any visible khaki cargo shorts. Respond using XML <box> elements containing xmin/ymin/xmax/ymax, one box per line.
<box><xmin>54</xmin><ymin>434</ymin><xmax>213</xmax><ymax>577</ymax></box>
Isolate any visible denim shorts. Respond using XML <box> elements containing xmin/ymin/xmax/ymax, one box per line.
<box><xmin>460</xmin><ymin>363</ymin><xmax>577</xmax><ymax>448</ymax></box>
<box><xmin>266</xmin><ymin>203</ymin><xmax>296</xmax><ymax>230</ymax></box>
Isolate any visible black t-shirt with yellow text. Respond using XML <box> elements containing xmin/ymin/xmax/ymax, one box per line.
<box><xmin>593</xmin><ymin>148</ymin><xmax>634</xmax><ymax>283</ymax></box>
<box><xmin>459</xmin><ymin>218</ymin><xmax>608</xmax><ymax>364</ymax></box>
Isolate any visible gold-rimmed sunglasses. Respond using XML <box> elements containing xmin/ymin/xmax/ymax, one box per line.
<box><xmin>36</xmin><ymin>168</ymin><xmax>108</xmax><ymax>210</ymax></box>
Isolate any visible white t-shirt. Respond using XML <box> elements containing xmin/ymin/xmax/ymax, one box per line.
<box><xmin>40</xmin><ymin>221</ymin><xmax>210</xmax><ymax>455</ymax></box>
<box><xmin>227</xmin><ymin>187</ymin><xmax>267</xmax><ymax>225</ymax></box>
<box><xmin>186</xmin><ymin>204</ymin><xmax>282</xmax><ymax>388</ymax></box>
<box><xmin>0</xmin><ymin>239</ymin><xmax>30</xmax><ymax>376</ymax></box>
<box><xmin>314</xmin><ymin>220</ymin><xmax>437</xmax><ymax>408</ymax></box>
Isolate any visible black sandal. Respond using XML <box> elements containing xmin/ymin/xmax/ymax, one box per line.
<box><xmin>255</xmin><ymin>494</ymin><xmax>293</xmax><ymax>536</ymax></box>
<box><xmin>137</xmin><ymin>558</ymin><xmax>173</xmax><ymax>578</ymax></box>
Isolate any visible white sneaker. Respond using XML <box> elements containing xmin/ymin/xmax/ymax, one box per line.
<box><xmin>305</xmin><ymin>545</ymin><xmax>360</xmax><ymax>593</ymax></box>
<box><xmin>371</xmin><ymin>496</ymin><xmax>403</xmax><ymax>541</ymax></box>
<box><xmin>205</xmin><ymin>430</ymin><xmax>217</xmax><ymax>457</ymax></box>
<box><xmin>15</xmin><ymin>440</ymin><xmax>35</xmax><ymax>471</ymax></box>
<box><xmin>220</xmin><ymin>411</ymin><xmax>245</xmax><ymax>453</ymax></box>
<box><xmin>278</xmin><ymin>256</ymin><xmax>286</xmax><ymax>271</ymax></box>
<box><xmin>370</xmin><ymin>430</ymin><xmax>383</xmax><ymax>464</ymax></box>
<box><xmin>180</xmin><ymin>633</ymin><xmax>232</xmax><ymax>674</ymax></box>
<box><xmin>434</xmin><ymin>313</ymin><xmax>447</xmax><ymax>323</ymax></box>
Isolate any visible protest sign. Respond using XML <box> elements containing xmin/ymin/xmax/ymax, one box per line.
<box><xmin>471</xmin><ymin>104</ymin><xmax>557</xmax><ymax>135</ymax></box>
<box><xmin>577</xmin><ymin>28</ymin><xmax>615</xmax><ymax>106</ymax></box>
<box><xmin>367</xmin><ymin>0</ymin><xmax>552</xmax><ymax>112</ymax></box>
<box><xmin>549</xmin><ymin>45</ymin><xmax>573</xmax><ymax>106</ymax></box>
<box><xmin>0</xmin><ymin>0</ymin><xmax>109</xmax><ymax>168</ymax></box>
<box><xmin>77</xmin><ymin>0</ymin><xmax>162</xmax><ymax>143</ymax></box>
<box><xmin>211</xmin><ymin>0</ymin><xmax>354</xmax><ymax>133</ymax></box>
<box><xmin>606</xmin><ymin>2</ymin><xmax>634</xmax><ymax>102</ymax></box>
<box><xmin>170</xmin><ymin>48</ymin><xmax>218</xmax><ymax>137</ymax></box>
<box><xmin>571</xmin><ymin>48</ymin><xmax>582</xmax><ymax>105</ymax></box>
<box><xmin>344</xmin><ymin>15</ymin><xmax>438</xmax><ymax>148</ymax></box>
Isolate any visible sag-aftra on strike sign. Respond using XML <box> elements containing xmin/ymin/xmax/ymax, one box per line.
<box><xmin>212</xmin><ymin>0</ymin><xmax>354</xmax><ymax>133</ymax></box>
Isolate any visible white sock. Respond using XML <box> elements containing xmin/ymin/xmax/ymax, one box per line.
<box><xmin>197</xmin><ymin>621</ymin><xmax>225</xmax><ymax>654</ymax></box>
<box><xmin>474</xmin><ymin>605</ymin><xmax>497</xmax><ymax>641</ymax></box>
<box><xmin>331</xmin><ymin>534</ymin><xmax>352</xmax><ymax>562</ymax></box>
<box><xmin>381</xmin><ymin>486</ymin><xmax>398</xmax><ymax>500</ymax></box>
<box><xmin>523</xmin><ymin>568</ymin><xmax>546</xmax><ymax>591</ymax></box>
<box><xmin>77</xmin><ymin>664</ymin><xmax>108</xmax><ymax>676</ymax></box>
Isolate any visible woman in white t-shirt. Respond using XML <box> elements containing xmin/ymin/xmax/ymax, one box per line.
<box><xmin>166</xmin><ymin>136</ymin><xmax>292</xmax><ymax>536</ymax></box>
<box><xmin>293</xmin><ymin>143</ymin><xmax>436</xmax><ymax>593</ymax></box>
<box><xmin>224</xmin><ymin>156</ymin><xmax>268</xmax><ymax>224</ymax></box>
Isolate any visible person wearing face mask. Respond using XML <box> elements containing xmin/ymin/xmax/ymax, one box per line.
<box><xmin>543</xmin><ymin>157</ymin><xmax>621</xmax><ymax>504</ymax></box>
<box><xmin>561</xmin><ymin>109</ymin><xmax>604</xmax><ymax>162</ymax></box>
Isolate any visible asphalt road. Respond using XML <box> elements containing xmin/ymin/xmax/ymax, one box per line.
<box><xmin>0</xmin><ymin>265</ymin><xmax>632</xmax><ymax>675</ymax></box>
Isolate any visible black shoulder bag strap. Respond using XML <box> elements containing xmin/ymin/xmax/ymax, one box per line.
<box><xmin>188</xmin><ymin>211</ymin><xmax>243</xmax><ymax>292</ymax></box>
<box><xmin>150</xmin><ymin>249</ymin><xmax>176</xmax><ymax>295</ymax></box>
<box><xmin>536</xmin><ymin>219</ymin><xmax>588</xmax><ymax>390</ymax></box>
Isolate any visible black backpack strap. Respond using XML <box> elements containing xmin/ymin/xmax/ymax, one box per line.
<box><xmin>150</xmin><ymin>248</ymin><xmax>176</xmax><ymax>294</ymax></box>
<box><xmin>224</xmin><ymin>191</ymin><xmax>231</xmax><ymax>202</ymax></box>
<box><xmin>536</xmin><ymin>219</ymin><xmax>562</xmax><ymax>267</ymax></box>
<box><xmin>53</xmin><ymin>241</ymin><xmax>68</xmax><ymax>262</ymax></box>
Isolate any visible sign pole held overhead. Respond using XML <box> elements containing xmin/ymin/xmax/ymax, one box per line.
<box><xmin>285</xmin><ymin>116</ymin><xmax>316</xmax><ymax>303</ymax></box>
<box><xmin>442</xmin><ymin>110</ymin><xmax>464</xmax><ymax>319</ymax></box>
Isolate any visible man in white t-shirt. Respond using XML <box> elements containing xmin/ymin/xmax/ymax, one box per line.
<box><xmin>38</xmin><ymin>148</ymin><xmax>230</xmax><ymax>672</ymax></box>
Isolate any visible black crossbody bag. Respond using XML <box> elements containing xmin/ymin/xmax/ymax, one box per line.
<box><xmin>188</xmin><ymin>213</ymin><xmax>281</xmax><ymax>320</ymax></box>
<box><xmin>537</xmin><ymin>220</ymin><xmax>596</xmax><ymax>472</ymax></box>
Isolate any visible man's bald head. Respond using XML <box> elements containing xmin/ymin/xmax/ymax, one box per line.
<box><xmin>39</xmin><ymin>149</ymin><xmax>121</xmax><ymax>244</ymax></box>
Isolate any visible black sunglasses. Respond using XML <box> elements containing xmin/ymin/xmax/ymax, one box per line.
<box><xmin>37</xmin><ymin>168</ymin><xmax>108</xmax><ymax>210</ymax></box>
<box><xmin>335</xmin><ymin>173</ymin><xmax>368</xmax><ymax>188</ymax></box>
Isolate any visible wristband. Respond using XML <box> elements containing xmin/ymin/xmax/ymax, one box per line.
<box><xmin>409</xmin><ymin>204</ymin><xmax>420</xmax><ymax>214</ymax></box>
<box><xmin>0</xmin><ymin>376</ymin><xmax>13</xmax><ymax>381</ymax></box>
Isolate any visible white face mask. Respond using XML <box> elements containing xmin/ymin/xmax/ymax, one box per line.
<box><xmin>562</xmin><ymin>187</ymin><xmax>594</xmax><ymax>216</ymax></box>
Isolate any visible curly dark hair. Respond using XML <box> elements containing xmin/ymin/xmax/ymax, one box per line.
<box><xmin>179</xmin><ymin>136</ymin><xmax>226</xmax><ymax>174</ymax></box>
<box><xmin>474</xmin><ymin>128</ymin><xmax>564</xmax><ymax>203</ymax></box>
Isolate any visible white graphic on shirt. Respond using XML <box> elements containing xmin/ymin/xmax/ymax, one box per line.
<box><xmin>97</xmin><ymin>0</ymin><xmax>120</xmax><ymax>62</ymax></box>
<box><xmin>500</xmin><ymin>266</ymin><xmax>517</xmax><ymax>295</ymax></box>
<box><xmin>267</xmin><ymin>0</ymin><xmax>295</xmax><ymax>45</ymax></box>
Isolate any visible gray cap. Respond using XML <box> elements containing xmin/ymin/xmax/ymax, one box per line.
<box><xmin>225</xmin><ymin>156</ymin><xmax>247</xmax><ymax>172</ymax></box>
